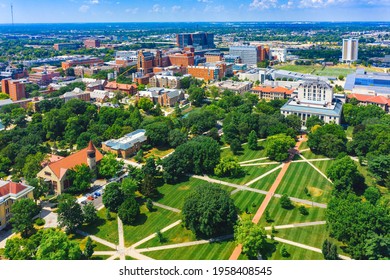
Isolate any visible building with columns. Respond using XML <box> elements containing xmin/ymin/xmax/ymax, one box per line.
<box><xmin>280</xmin><ymin>79</ymin><xmax>343</xmax><ymax>126</ymax></box>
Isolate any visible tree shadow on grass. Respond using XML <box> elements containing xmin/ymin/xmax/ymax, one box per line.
<box><xmin>259</xmin><ymin>241</ymin><xmax>278</xmax><ymax>260</ymax></box>
<box><xmin>81</xmin><ymin>217</ymin><xmax>106</xmax><ymax>235</ymax></box>
<box><xmin>132</xmin><ymin>213</ymin><xmax>148</xmax><ymax>226</ymax></box>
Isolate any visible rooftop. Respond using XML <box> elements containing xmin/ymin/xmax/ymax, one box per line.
<box><xmin>103</xmin><ymin>129</ymin><xmax>147</xmax><ymax>151</ymax></box>
<box><xmin>281</xmin><ymin>99</ymin><xmax>343</xmax><ymax>117</ymax></box>
<box><xmin>0</xmin><ymin>180</ymin><xmax>34</xmax><ymax>203</ymax></box>
<box><xmin>348</xmin><ymin>93</ymin><xmax>390</xmax><ymax>106</ymax></box>
<box><xmin>252</xmin><ymin>86</ymin><xmax>294</xmax><ymax>95</ymax></box>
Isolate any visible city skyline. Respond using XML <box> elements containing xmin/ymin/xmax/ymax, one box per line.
<box><xmin>0</xmin><ymin>0</ymin><xmax>389</xmax><ymax>23</ymax></box>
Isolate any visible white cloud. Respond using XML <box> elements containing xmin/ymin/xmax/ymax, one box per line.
<box><xmin>281</xmin><ymin>0</ymin><xmax>294</xmax><ymax>9</ymax></box>
<box><xmin>298</xmin><ymin>0</ymin><xmax>349</xmax><ymax>8</ymax></box>
<box><xmin>90</xmin><ymin>0</ymin><xmax>99</xmax><ymax>4</ymax></box>
<box><xmin>125</xmin><ymin>7</ymin><xmax>139</xmax><ymax>14</ymax></box>
<box><xmin>198</xmin><ymin>0</ymin><xmax>213</xmax><ymax>3</ymax></box>
<box><xmin>249</xmin><ymin>0</ymin><xmax>278</xmax><ymax>10</ymax></box>
<box><xmin>171</xmin><ymin>5</ymin><xmax>182</xmax><ymax>12</ymax></box>
<box><xmin>204</xmin><ymin>4</ymin><xmax>225</xmax><ymax>13</ymax></box>
<box><xmin>79</xmin><ymin>5</ymin><xmax>90</xmax><ymax>12</ymax></box>
<box><xmin>150</xmin><ymin>4</ymin><xmax>165</xmax><ymax>13</ymax></box>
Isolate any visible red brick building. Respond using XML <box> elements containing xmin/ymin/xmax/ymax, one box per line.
<box><xmin>61</xmin><ymin>57</ymin><xmax>104</xmax><ymax>70</ymax></box>
<box><xmin>104</xmin><ymin>81</ymin><xmax>138</xmax><ymax>95</ymax></box>
<box><xmin>1</xmin><ymin>79</ymin><xmax>26</xmax><ymax>101</ymax></box>
<box><xmin>84</xmin><ymin>39</ymin><xmax>101</xmax><ymax>49</ymax></box>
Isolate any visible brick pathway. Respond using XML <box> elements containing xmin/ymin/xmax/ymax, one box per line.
<box><xmin>229</xmin><ymin>136</ymin><xmax>305</xmax><ymax>260</ymax></box>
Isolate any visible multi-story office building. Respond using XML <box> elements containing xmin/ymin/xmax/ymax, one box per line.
<box><xmin>342</xmin><ymin>38</ymin><xmax>359</xmax><ymax>62</ymax></box>
<box><xmin>229</xmin><ymin>45</ymin><xmax>261</xmax><ymax>66</ymax></box>
<box><xmin>176</xmin><ymin>32</ymin><xmax>215</xmax><ymax>49</ymax></box>
<box><xmin>187</xmin><ymin>62</ymin><xmax>227</xmax><ymax>82</ymax></box>
<box><xmin>1</xmin><ymin>79</ymin><xmax>26</xmax><ymax>101</ymax></box>
<box><xmin>84</xmin><ymin>39</ymin><xmax>101</xmax><ymax>49</ymax></box>
<box><xmin>270</xmin><ymin>48</ymin><xmax>287</xmax><ymax>62</ymax></box>
<box><xmin>61</xmin><ymin>57</ymin><xmax>104</xmax><ymax>70</ymax></box>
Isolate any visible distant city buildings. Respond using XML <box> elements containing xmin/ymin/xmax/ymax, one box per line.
<box><xmin>104</xmin><ymin>81</ymin><xmax>138</xmax><ymax>95</ymax></box>
<box><xmin>176</xmin><ymin>32</ymin><xmax>215</xmax><ymax>49</ymax></box>
<box><xmin>84</xmin><ymin>39</ymin><xmax>101</xmax><ymax>49</ymax></box>
<box><xmin>270</xmin><ymin>48</ymin><xmax>287</xmax><ymax>62</ymax></box>
<box><xmin>0</xmin><ymin>180</ymin><xmax>34</xmax><ymax>231</ymax></box>
<box><xmin>210</xmin><ymin>80</ymin><xmax>253</xmax><ymax>94</ymax></box>
<box><xmin>187</xmin><ymin>62</ymin><xmax>227</xmax><ymax>82</ymax></box>
<box><xmin>252</xmin><ymin>86</ymin><xmax>295</xmax><ymax>100</ymax></box>
<box><xmin>149</xmin><ymin>72</ymin><xmax>183</xmax><ymax>89</ymax></box>
<box><xmin>229</xmin><ymin>45</ymin><xmax>269</xmax><ymax>66</ymax></box>
<box><xmin>342</xmin><ymin>38</ymin><xmax>359</xmax><ymax>63</ymax></box>
<box><xmin>348</xmin><ymin>93</ymin><xmax>390</xmax><ymax>112</ymax></box>
<box><xmin>61</xmin><ymin>57</ymin><xmax>104</xmax><ymax>70</ymax></box>
<box><xmin>281</xmin><ymin>79</ymin><xmax>343</xmax><ymax>125</ymax></box>
<box><xmin>53</xmin><ymin>43</ymin><xmax>81</xmax><ymax>51</ymax></box>
<box><xmin>102</xmin><ymin>129</ymin><xmax>147</xmax><ymax>158</ymax></box>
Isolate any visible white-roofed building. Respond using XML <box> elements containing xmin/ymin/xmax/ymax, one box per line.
<box><xmin>101</xmin><ymin>129</ymin><xmax>147</xmax><ymax>158</ymax></box>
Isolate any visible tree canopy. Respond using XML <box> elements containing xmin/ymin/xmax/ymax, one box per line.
<box><xmin>265</xmin><ymin>133</ymin><xmax>296</xmax><ymax>162</ymax></box>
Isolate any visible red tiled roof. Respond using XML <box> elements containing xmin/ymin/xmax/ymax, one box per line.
<box><xmin>252</xmin><ymin>86</ymin><xmax>295</xmax><ymax>95</ymax></box>
<box><xmin>349</xmin><ymin>93</ymin><xmax>390</xmax><ymax>106</ymax></box>
<box><xmin>105</xmin><ymin>81</ymin><xmax>137</xmax><ymax>91</ymax></box>
<box><xmin>41</xmin><ymin>154</ymin><xmax>65</xmax><ymax>168</ymax></box>
<box><xmin>47</xmin><ymin>144</ymin><xmax>103</xmax><ymax>179</ymax></box>
<box><xmin>0</xmin><ymin>182</ymin><xmax>28</xmax><ymax>197</ymax></box>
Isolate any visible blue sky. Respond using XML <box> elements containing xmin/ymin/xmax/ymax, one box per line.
<box><xmin>0</xmin><ymin>0</ymin><xmax>389</xmax><ymax>23</ymax></box>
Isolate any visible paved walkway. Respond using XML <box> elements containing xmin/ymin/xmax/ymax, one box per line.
<box><xmin>290</xmin><ymin>158</ymin><xmax>332</xmax><ymax>163</ymax></box>
<box><xmin>241</xmin><ymin>162</ymin><xmax>280</xmax><ymax>167</ymax></box>
<box><xmin>117</xmin><ymin>217</ymin><xmax>126</xmax><ymax>260</ymax></box>
<box><xmin>264</xmin><ymin>221</ymin><xmax>326</xmax><ymax>231</ymax></box>
<box><xmin>152</xmin><ymin>202</ymin><xmax>181</xmax><ymax>213</ymax></box>
<box><xmin>137</xmin><ymin>235</ymin><xmax>233</xmax><ymax>253</ymax></box>
<box><xmin>299</xmin><ymin>154</ymin><xmax>332</xmax><ymax>183</ymax></box>
<box><xmin>229</xmin><ymin>136</ymin><xmax>306</xmax><ymax>260</ymax></box>
<box><xmin>245</xmin><ymin>164</ymin><xmax>283</xmax><ymax>186</ymax></box>
<box><xmin>239</xmin><ymin>157</ymin><xmax>269</xmax><ymax>164</ymax></box>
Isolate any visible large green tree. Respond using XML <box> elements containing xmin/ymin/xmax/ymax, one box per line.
<box><xmin>57</xmin><ymin>194</ymin><xmax>84</xmax><ymax>233</ymax></box>
<box><xmin>265</xmin><ymin>134</ymin><xmax>296</xmax><ymax>162</ymax></box>
<box><xmin>308</xmin><ymin>124</ymin><xmax>347</xmax><ymax>158</ymax></box>
<box><xmin>182</xmin><ymin>184</ymin><xmax>237</xmax><ymax>238</ymax></box>
<box><xmin>102</xmin><ymin>183</ymin><xmax>124</xmax><ymax>212</ymax></box>
<box><xmin>247</xmin><ymin>130</ymin><xmax>258</xmax><ymax>150</ymax></box>
<box><xmin>9</xmin><ymin>198</ymin><xmax>40</xmax><ymax>238</ymax></box>
<box><xmin>67</xmin><ymin>164</ymin><xmax>93</xmax><ymax>194</ymax></box>
<box><xmin>118</xmin><ymin>197</ymin><xmax>140</xmax><ymax>225</ymax></box>
<box><xmin>83</xmin><ymin>202</ymin><xmax>98</xmax><ymax>225</ymax></box>
<box><xmin>214</xmin><ymin>156</ymin><xmax>244</xmax><ymax>178</ymax></box>
<box><xmin>235</xmin><ymin>219</ymin><xmax>268</xmax><ymax>259</ymax></box>
<box><xmin>98</xmin><ymin>153</ymin><xmax>124</xmax><ymax>179</ymax></box>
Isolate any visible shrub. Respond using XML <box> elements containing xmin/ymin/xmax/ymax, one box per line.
<box><xmin>34</xmin><ymin>217</ymin><xmax>45</xmax><ymax>226</ymax></box>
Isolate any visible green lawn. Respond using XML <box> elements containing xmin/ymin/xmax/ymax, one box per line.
<box><xmin>249</xmin><ymin>168</ymin><xmax>281</xmax><ymax>191</ymax></box>
<box><xmin>137</xmin><ymin>222</ymin><xmax>197</xmax><ymax>249</ymax></box>
<box><xmin>277</xmin><ymin>162</ymin><xmax>333</xmax><ymax>203</ymax></box>
<box><xmin>221</xmin><ymin>144</ymin><xmax>268</xmax><ymax>163</ymax></box>
<box><xmin>300</xmin><ymin>150</ymin><xmax>330</xmax><ymax>160</ymax></box>
<box><xmin>156</xmin><ymin>177</ymin><xmax>235</xmax><ymax>210</ymax></box>
<box><xmin>69</xmin><ymin>233</ymin><xmax>114</xmax><ymax>252</ymax></box>
<box><xmin>123</xmin><ymin>204</ymin><xmax>181</xmax><ymax>247</ymax></box>
<box><xmin>144</xmin><ymin>147</ymin><xmax>174</xmax><ymax>159</ymax></box>
<box><xmin>80</xmin><ymin>208</ymin><xmax>119</xmax><ymax>245</ymax></box>
<box><xmin>258</xmin><ymin>197</ymin><xmax>327</xmax><ymax>227</ymax></box>
<box><xmin>231</xmin><ymin>190</ymin><xmax>266</xmax><ymax>214</ymax></box>
<box><xmin>298</xmin><ymin>141</ymin><xmax>309</xmax><ymax>151</ymax></box>
<box><xmin>267</xmin><ymin>242</ymin><xmax>324</xmax><ymax>260</ymax></box>
<box><xmin>210</xmin><ymin>164</ymin><xmax>279</xmax><ymax>185</ymax></box>
<box><xmin>356</xmin><ymin>162</ymin><xmax>376</xmax><ymax>187</ymax></box>
<box><xmin>273</xmin><ymin>225</ymin><xmax>348</xmax><ymax>257</ymax></box>
<box><xmin>274</xmin><ymin>64</ymin><xmax>356</xmax><ymax>77</ymax></box>
<box><xmin>346</xmin><ymin>126</ymin><xmax>354</xmax><ymax>139</ymax></box>
<box><xmin>310</xmin><ymin>160</ymin><xmax>334</xmax><ymax>175</ymax></box>
<box><xmin>142</xmin><ymin>240</ymin><xmax>237</xmax><ymax>260</ymax></box>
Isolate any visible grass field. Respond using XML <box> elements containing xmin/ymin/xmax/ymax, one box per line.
<box><xmin>258</xmin><ymin>197</ymin><xmax>326</xmax><ymax>227</ymax></box>
<box><xmin>142</xmin><ymin>240</ymin><xmax>236</xmax><ymax>260</ymax></box>
<box><xmin>346</xmin><ymin>126</ymin><xmax>354</xmax><ymax>139</ymax></box>
<box><xmin>300</xmin><ymin>150</ymin><xmax>330</xmax><ymax>160</ymax></box>
<box><xmin>310</xmin><ymin>160</ymin><xmax>334</xmax><ymax>175</ymax></box>
<box><xmin>274</xmin><ymin>64</ymin><xmax>356</xmax><ymax>77</ymax></box>
<box><xmin>69</xmin><ymin>233</ymin><xmax>114</xmax><ymax>252</ymax></box>
<box><xmin>80</xmin><ymin>208</ymin><xmax>119</xmax><ymax>245</ymax></box>
<box><xmin>267</xmin><ymin>242</ymin><xmax>324</xmax><ymax>260</ymax></box>
<box><xmin>231</xmin><ymin>190</ymin><xmax>266</xmax><ymax>214</ymax></box>
<box><xmin>298</xmin><ymin>141</ymin><xmax>309</xmax><ymax>151</ymax></box>
<box><xmin>277</xmin><ymin>162</ymin><xmax>333</xmax><ymax>203</ymax></box>
<box><xmin>144</xmin><ymin>147</ymin><xmax>174</xmax><ymax>159</ymax></box>
<box><xmin>137</xmin><ymin>222</ymin><xmax>196</xmax><ymax>249</ymax></box>
<box><xmin>156</xmin><ymin>177</ymin><xmax>235</xmax><ymax>210</ymax></box>
<box><xmin>248</xmin><ymin>168</ymin><xmax>281</xmax><ymax>191</ymax></box>
<box><xmin>210</xmin><ymin>164</ymin><xmax>279</xmax><ymax>185</ymax></box>
<box><xmin>221</xmin><ymin>144</ymin><xmax>268</xmax><ymax>163</ymax></box>
<box><xmin>123</xmin><ymin>204</ymin><xmax>181</xmax><ymax>247</ymax></box>
<box><xmin>273</xmin><ymin>225</ymin><xmax>348</xmax><ymax>256</ymax></box>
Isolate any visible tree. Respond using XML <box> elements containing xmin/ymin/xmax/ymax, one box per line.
<box><xmin>28</xmin><ymin>178</ymin><xmax>49</xmax><ymax>201</ymax></box>
<box><xmin>188</xmin><ymin>85</ymin><xmax>205</xmax><ymax>107</ymax></box>
<box><xmin>235</xmin><ymin>219</ymin><xmax>268</xmax><ymax>259</ymax></box>
<box><xmin>83</xmin><ymin>237</ymin><xmax>95</xmax><ymax>259</ymax></box>
<box><xmin>168</xmin><ymin>129</ymin><xmax>187</xmax><ymax>148</ymax></box>
<box><xmin>248</xmin><ymin>130</ymin><xmax>258</xmax><ymax>150</ymax></box>
<box><xmin>57</xmin><ymin>194</ymin><xmax>84</xmax><ymax>233</ymax></box>
<box><xmin>182</xmin><ymin>184</ymin><xmax>237</xmax><ymax>238</ymax></box>
<box><xmin>265</xmin><ymin>134</ymin><xmax>296</xmax><ymax>162</ymax></box>
<box><xmin>306</xmin><ymin>116</ymin><xmax>324</xmax><ymax>131</ymax></box>
<box><xmin>307</xmin><ymin>124</ymin><xmax>347</xmax><ymax>158</ymax></box>
<box><xmin>134</xmin><ymin>149</ymin><xmax>144</xmax><ymax>163</ymax></box>
<box><xmin>214</xmin><ymin>156</ymin><xmax>244</xmax><ymax>178</ymax></box>
<box><xmin>280</xmin><ymin>244</ymin><xmax>290</xmax><ymax>258</ymax></box>
<box><xmin>137</xmin><ymin>97</ymin><xmax>154</xmax><ymax>112</ymax></box>
<box><xmin>118</xmin><ymin>197</ymin><xmax>140</xmax><ymax>225</ymax></box>
<box><xmin>98</xmin><ymin>153</ymin><xmax>124</xmax><ymax>179</ymax></box>
<box><xmin>145</xmin><ymin>122</ymin><xmax>170</xmax><ymax>147</ymax></box>
<box><xmin>285</xmin><ymin>114</ymin><xmax>302</xmax><ymax>135</ymax></box>
<box><xmin>121</xmin><ymin>177</ymin><xmax>138</xmax><ymax>197</ymax></box>
<box><xmin>363</xmin><ymin>232</ymin><xmax>390</xmax><ymax>260</ymax></box>
<box><xmin>9</xmin><ymin>198</ymin><xmax>40</xmax><ymax>238</ymax></box>
<box><xmin>322</xmin><ymin>239</ymin><xmax>339</xmax><ymax>260</ymax></box>
<box><xmin>66</xmin><ymin>164</ymin><xmax>93</xmax><ymax>194</ymax></box>
<box><xmin>36</xmin><ymin>229</ymin><xmax>82</xmax><ymax>260</ymax></box>
<box><xmin>140</xmin><ymin>158</ymin><xmax>159</xmax><ymax>197</ymax></box>
<box><xmin>83</xmin><ymin>202</ymin><xmax>98</xmax><ymax>225</ymax></box>
<box><xmin>364</xmin><ymin>187</ymin><xmax>381</xmax><ymax>205</ymax></box>
<box><xmin>230</xmin><ymin>139</ymin><xmax>242</xmax><ymax>155</ymax></box>
<box><xmin>146</xmin><ymin>198</ymin><xmax>154</xmax><ymax>212</ymax></box>
<box><xmin>327</xmin><ymin>156</ymin><xmax>365</xmax><ymax>193</ymax></box>
<box><xmin>368</xmin><ymin>155</ymin><xmax>390</xmax><ymax>187</ymax></box>
<box><xmin>298</xmin><ymin>205</ymin><xmax>309</xmax><ymax>215</ymax></box>
<box><xmin>22</xmin><ymin>152</ymin><xmax>45</xmax><ymax>180</ymax></box>
<box><xmin>280</xmin><ymin>194</ymin><xmax>293</xmax><ymax>209</ymax></box>
<box><xmin>102</xmin><ymin>183</ymin><xmax>124</xmax><ymax>212</ymax></box>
